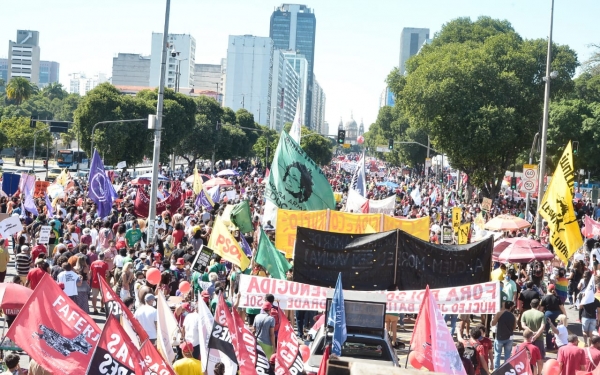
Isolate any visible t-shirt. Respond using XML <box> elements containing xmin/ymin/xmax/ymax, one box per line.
<box><xmin>581</xmin><ymin>299</ymin><xmax>600</xmax><ymax>319</ymax></box>
<box><xmin>90</xmin><ymin>260</ymin><xmax>108</xmax><ymax>289</ymax></box>
<box><xmin>555</xmin><ymin>325</ymin><xmax>569</xmax><ymax>347</ymax></box>
<box><xmin>253</xmin><ymin>312</ymin><xmax>275</xmax><ymax>345</ymax></box>
<box><xmin>541</xmin><ymin>294</ymin><xmax>562</xmax><ymax>312</ymax></box>
<box><xmin>183</xmin><ymin>312</ymin><xmax>201</xmax><ymax>346</ymax></box>
<box><xmin>125</xmin><ymin>228</ymin><xmax>142</xmax><ymax>248</ymax></box>
<box><xmin>172</xmin><ymin>358</ymin><xmax>203</xmax><ymax>375</ymax></box>
<box><xmin>31</xmin><ymin>244</ymin><xmax>47</xmax><ymax>262</ymax></box>
<box><xmin>0</xmin><ymin>247</ymin><xmax>10</xmax><ymax>273</ymax></box>
<box><xmin>134</xmin><ymin>305</ymin><xmax>158</xmax><ymax>339</ymax></box>
<box><xmin>496</xmin><ymin>311</ymin><xmax>516</xmax><ymax>341</ymax></box>
<box><xmin>27</xmin><ymin>268</ymin><xmax>46</xmax><ymax>290</ymax></box>
<box><xmin>586</xmin><ymin>346</ymin><xmax>600</xmax><ymax>372</ymax></box>
<box><xmin>503</xmin><ymin>279</ymin><xmax>518</xmax><ymax>302</ymax></box>
<box><xmin>558</xmin><ymin>343</ymin><xmax>585</xmax><ymax>375</ymax></box>
<box><xmin>98</xmin><ymin>228</ymin><xmax>113</xmax><ymax>250</ymax></box>
<box><xmin>521</xmin><ymin>309</ymin><xmax>545</xmax><ymax>337</ymax></box>
<box><xmin>15</xmin><ymin>253</ymin><xmax>32</xmax><ymax>276</ymax></box>
<box><xmin>519</xmin><ymin>289</ymin><xmax>540</xmax><ymax>310</ymax></box>
<box><xmin>515</xmin><ymin>342</ymin><xmax>542</xmax><ymax>370</ymax></box>
<box><xmin>491</xmin><ymin>268</ymin><xmax>506</xmax><ymax>281</ymax></box>
<box><xmin>172</xmin><ymin>230</ymin><xmax>185</xmax><ymax>246</ymax></box>
<box><xmin>57</xmin><ymin>270</ymin><xmax>80</xmax><ymax>296</ymax></box>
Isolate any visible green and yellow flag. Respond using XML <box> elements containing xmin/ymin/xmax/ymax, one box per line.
<box><xmin>538</xmin><ymin>141</ymin><xmax>582</xmax><ymax>264</ymax></box>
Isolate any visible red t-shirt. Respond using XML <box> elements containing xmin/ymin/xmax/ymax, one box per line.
<box><xmin>31</xmin><ymin>244</ymin><xmax>47</xmax><ymax>262</ymax></box>
<box><xmin>515</xmin><ymin>342</ymin><xmax>542</xmax><ymax>370</ymax></box>
<box><xmin>27</xmin><ymin>268</ymin><xmax>46</xmax><ymax>290</ymax></box>
<box><xmin>558</xmin><ymin>343</ymin><xmax>586</xmax><ymax>375</ymax></box>
<box><xmin>90</xmin><ymin>260</ymin><xmax>109</xmax><ymax>289</ymax></box>
<box><xmin>586</xmin><ymin>346</ymin><xmax>600</xmax><ymax>372</ymax></box>
<box><xmin>172</xmin><ymin>229</ymin><xmax>185</xmax><ymax>246</ymax></box>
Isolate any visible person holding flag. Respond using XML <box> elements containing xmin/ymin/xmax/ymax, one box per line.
<box><xmin>173</xmin><ymin>341</ymin><xmax>203</xmax><ymax>375</ymax></box>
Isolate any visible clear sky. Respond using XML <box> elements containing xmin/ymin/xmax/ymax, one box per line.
<box><xmin>2</xmin><ymin>0</ymin><xmax>598</xmax><ymax>134</ymax></box>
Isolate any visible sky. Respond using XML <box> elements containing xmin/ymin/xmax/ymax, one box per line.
<box><xmin>2</xmin><ymin>0</ymin><xmax>599</xmax><ymax>135</ymax></box>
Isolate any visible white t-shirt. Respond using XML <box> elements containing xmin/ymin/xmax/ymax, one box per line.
<box><xmin>554</xmin><ymin>325</ymin><xmax>569</xmax><ymax>347</ymax></box>
<box><xmin>134</xmin><ymin>304</ymin><xmax>158</xmax><ymax>340</ymax></box>
<box><xmin>183</xmin><ymin>312</ymin><xmax>201</xmax><ymax>346</ymax></box>
<box><xmin>57</xmin><ymin>270</ymin><xmax>80</xmax><ymax>297</ymax></box>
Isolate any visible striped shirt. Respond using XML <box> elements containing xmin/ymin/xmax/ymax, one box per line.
<box><xmin>15</xmin><ymin>253</ymin><xmax>31</xmax><ymax>276</ymax></box>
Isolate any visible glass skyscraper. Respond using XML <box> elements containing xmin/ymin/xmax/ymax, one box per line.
<box><xmin>270</xmin><ymin>4</ymin><xmax>316</xmax><ymax>129</ymax></box>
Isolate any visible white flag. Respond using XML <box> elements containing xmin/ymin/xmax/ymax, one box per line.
<box><xmin>289</xmin><ymin>98</ymin><xmax>302</xmax><ymax>144</ymax></box>
<box><xmin>411</xmin><ymin>186</ymin><xmax>422</xmax><ymax>206</ymax></box>
<box><xmin>198</xmin><ymin>295</ymin><xmax>237</xmax><ymax>375</ymax></box>
<box><xmin>156</xmin><ymin>291</ymin><xmax>179</xmax><ymax>363</ymax></box>
<box><xmin>580</xmin><ymin>278</ymin><xmax>596</xmax><ymax>307</ymax></box>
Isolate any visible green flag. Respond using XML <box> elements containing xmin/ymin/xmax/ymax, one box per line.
<box><xmin>266</xmin><ymin>131</ymin><xmax>335</xmax><ymax>211</ymax></box>
<box><xmin>230</xmin><ymin>200</ymin><xmax>253</xmax><ymax>233</ymax></box>
<box><xmin>256</xmin><ymin>227</ymin><xmax>291</xmax><ymax>280</ymax></box>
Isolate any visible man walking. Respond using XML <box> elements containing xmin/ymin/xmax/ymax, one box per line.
<box><xmin>491</xmin><ymin>301</ymin><xmax>516</xmax><ymax>369</ymax></box>
<box><xmin>586</xmin><ymin>336</ymin><xmax>600</xmax><ymax>372</ymax></box>
<box><xmin>253</xmin><ymin>301</ymin><xmax>276</xmax><ymax>358</ymax></box>
<box><xmin>135</xmin><ymin>294</ymin><xmax>158</xmax><ymax>345</ymax></box>
<box><xmin>513</xmin><ymin>329</ymin><xmax>543</xmax><ymax>375</ymax></box>
<box><xmin>579</xmin><ymin>281</ymin><xmax>600</xmax><ymax>347</ymax></box>
<box><xmin>557</xmin><ymin>334</ymin><xmax>585</xmax><ymax>375</ymax></box>
<box><xmin>15</xmin><ymin>245</ymin><xmax>32</xmax><ymax>285</ymax></box>
<box><xmin>90</xmin><ymin>252</ymin><xmax>109</xmax><ymax>314</ymax></box>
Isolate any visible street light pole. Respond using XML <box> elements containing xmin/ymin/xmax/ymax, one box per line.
<box><xmin>32</xmin><ymin>128</ymin><xmax>48</xmax><ymax>173</ymax></box>
<box><xmin>536</xmin><ymin>0</ymin><xmax>555</xmax><ymax>237</ymax></box>
<box><xmin>526</xmin><ymin>132</ymin><xmax>540</xmax><ymax>220</ymax></box>
<box><xmin>147</xmin><ymin>0</ymin><xmax>171</xmax><ymax>243</ymax></box>
<box><xmin>89</xmin><ymin>119</ymin><xmax>147</xmax><ymax>167</ymax></box>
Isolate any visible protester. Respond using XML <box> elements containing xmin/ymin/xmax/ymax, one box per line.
<box><xmin>253</xmin><ymin>301</ymin><xmax>276</xmax><ymax>359</ymax></box>
<box><xmin>26</xmin><ymin>259</ymin><xmax>48</xmax><ymax>290</ymax></box>
<box><xmin>456</xmin><ymin>342</ymin><xmax>475</xmax><ymax>375</ymax></box>
<box><xmin>134</xmin><ymin>294</ymin><xmax>158</xmax><ymax>345</ymax></box>
<box><xmin>173</xmin><ymin>341</ymin><xmax>202</xmax><ymax>375</ymax></box>
<box><xmin>512</xmin><ymin>328</ymin><xmax>543</xmax><ymax>375</ymax></box>
<box><xmin>491</xmin><ymin>301</ymin><xmax>516</xmax><ymax>369</ymax></box>
<box><xmin>181</xmin><ymin>304</ymin><xmax>201</xmax><ymax>360</ymax></box>
<box><xmin>462</xmin><ymin>327</ymin><xmax>489</xmax><ymax>375</ymax></box>
<box><xmin>547</xmin><ymin>314</ymin><xmax>569</xmax><ymax>348</ymax></box>
<box><xmin>557</xmin><ymin>334</ymin><xmax>586</xmax><ymax>375</ymax></box>
<box><xmin>586</xmin><ymin>336</ymin><xmax>600</xmax><ymax>372</ymax></box>
<box><xmin>0</xmin><ymin>353</ymin><xmax>27</xmax><ymax>375</ymax></box>
<box><xmin>57</xmin><ymin>262</ymin><xmax>82</xmax><ymax>303</ymax></box>
<box><xmin>90</xmin><ymin>252</ymin><xmax>108</xmax><ymax>314</ymax></box>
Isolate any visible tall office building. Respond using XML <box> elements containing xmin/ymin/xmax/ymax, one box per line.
<box><xmin>224</xmin><ymin>35</ymin><xmax>273</xmax><ymax>126</ymax></box>
<box><xmin>270</xmin><ymin>49</ymin><xmax>300</xmax><ymax>132</ymax></box>
<box><xmin>111</xmin><ymin>53</ymin><xmax>152</xmax><ymax>87</ymax></box>
<box><xmin>38</xmin><ymin>60</ymin><xmax>60</xmax><ymax>87</ymax></box>
<box><xmin>311</xmin><ymin>77</ymin><xmax>326</xmax><ymax>135</ymax></box>
<box><xmin>150</xmin><ymin>33</ymin><xmax>196</xmax><ymax>90</ymax></box>
<box><xmin>8</xmin><ymin>30</ymin><xmax>41</xmax><ymax>84</ymax></box>
<box><xmin>399</xmin><ymin>27</ymin><xmax>430</xmax><ymax>75</ymax></box>
<box><xmin>270</xmin><ymin>4</ymin><xmax>316</xmax><ymax>129</ymax></box>
<box><xmin>0</xmin><ymin>58</ymin><xmax>8</xmax><ymax>82</ymax></box>
<box><xmin>282</xmin><ymin>51</ymin><xmax>309</xmax><ymax>125</ymax></box>
<box><xmin>69</xmin><ymin>72</ymin><xmax>108</xmax><ymax>95</ymax></box>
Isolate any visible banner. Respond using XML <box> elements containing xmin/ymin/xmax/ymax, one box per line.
<box><xmin>382</xmin><ymin>216</ymin><xmax>429</xmax><ymax>240</ymax></box>
<box><xmin>345</xmin><ymin>189</ymin><xmax>395</xmax><ymax>215</ymax></box>
<box><xmin>452</xmin><ymin>207</ymin><xmax>462</xmax><ymax>234</ymax></box>
<box><xmin>238</xmin><ymin>275</ymin><xmax>501</xmax><ymax>315</ymax></box>
<box><xmin>34</xmin><ymin>181</ymin><xmax>50</xmax><ymax>198</ymax></box>
<box><xmin>266</xmin><ymin>131</ymin><xmax>335</xmax><ymax>211</ymax></box>
<box><xmin>583</xmin><ymin>215</ymin><xmax>600</xmax><ymax>239</ymax></box>
<box><xmin>191</xmin><ymin>245</ymin><xmax>214</xmax><ymax>274</ymax></box>
<box><xmin>6</xmin><ymin>274</ymin><xmax>101</xmax><ymax>375</ymax></box>
<box><xmin>198</xmin><ymin>294</ymin><xmax>237</xmax><ymax>375</ymax></box>
<box><xmin>275</xmin><ymin>210</ymin><xmax>327</xmax><ymax>257</ymax></box>
<box><xmin>133</xmin><ymin>181</ymin><xmax>184</xmax><ymax>218</ymax></box>
<box><xmin>458</xmin><ymin>222</ymin><xmax>470</xmax><ymax>245</ymax></box>
<box><xmin>293</xmin><ymin>228</ymin><xmax>493</xmax><ymax>291</ymax></box>
<box><xmin>208</xmin><ymin>296</ymin><xmax>238</xmax><ymax>366</ymax></box>
<box><xmin>0</xmin><ymin>215</ymin><xmax>24</xmax><ymax>237</ymax></box>
<box><xmin>275</xmin><ymin>308</ymin><xmax>304</xmax><ymax>375</ymax></box>
<box><xmin>490</xmin><ymin>348</ymin><xmax>530</xmax><ymax>375</ymax></box>
<box><xmin>2</xmin><ymin>173</ymin><xmax>20</xmax><ymax>196</ymax></box>
<box><xmin>538</xmin><ymin>142</ymin><xmax>583</xmax><ymax>264</ymax></box>
<box><xmin>86</xmin><ymin>315</ymin><xmax>146</xmax><ymax>375</ymax></box>
<box><xmin>208</xmin><ymin>217</ymin><xmax>251</xmax><ymax>270</ymax></box>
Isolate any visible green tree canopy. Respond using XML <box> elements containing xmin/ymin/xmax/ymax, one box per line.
<box><xmin>6</xmin><ymin>77</ymin><xmax>35</xmax><ymax>105</ymax></box>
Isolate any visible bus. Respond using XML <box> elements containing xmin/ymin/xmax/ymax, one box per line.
<box><xmin>57</xmin><ymin>149</ymin><xmax>88</xmax><ymax>168</ymax></box>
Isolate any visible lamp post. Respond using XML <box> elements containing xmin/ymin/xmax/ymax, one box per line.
<box><xmin>32</xmin><ymin>128</ymin><xmax>48</xmax><ymax>174</ymax></box>
<box><xmin>147</xmin><ymin>0</ymin><xmax>171</xmax><ymax>243</ymax></box>
<box><xmin>89</xmin><ymin>119</ymin><xmax>147</xmax><ymax>167</ymax></box>
<box><xmin>526</xmin><ymin>132</ymin><xmax>540</xmax><ymax>219</ymax></box>
<box><xmin>535</xmin><ymin>0</ymin><xmax>556</xmax><ymax>236</ymax></box>
<box><xmin>170</xmin><ymin>51</ymin><xmax>187</xmax><ymax>171</ymax></box>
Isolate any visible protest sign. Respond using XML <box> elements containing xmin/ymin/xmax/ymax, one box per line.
<box><xmin>441</xmin><ymin>225</ymin><xmax>453</xmax><ymax>244</ymax></box>
<box><xmin>191</xmin><ymin>245</ymin><xmax>214</xmax><ymax>273</ymax></box>
<box><xmin>382</xmin><ymin>215</ymin><xmax>429</xmax><ymax>239</ymax></box>
<box><xmin>481</xmin><ymin>197</ymin><xmax>492</xmax><ymax>212</ymax></box>
<box><xmin>34</xmin><ymin>181</ymin><xmax>50</xmax><ymax>198</ymax></box>
<box><xmin>452</xmin><ymin>207</ymin><xmax>462</xmax><ymax>234</ymax></box>
<box><xmin>38</xmin><ymin>226</ymin><xmax>52</xmax><ymax>244</ymax></box>
<box><xmin>116</xmin><ymin>161</ymin><xmax>126</xmax><ymax>169</ymax></box>
<box><xmin>238</xmin><ymin>275</ymin><xmax>500</xmax><ymax>315</ymax></box>
<box><xmin>0</xmin><ymin>216</ymin><xmax>23</xmax><ymax>237</ymax></box>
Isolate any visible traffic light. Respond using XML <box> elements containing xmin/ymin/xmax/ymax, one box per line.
<box><xmin>49</xmin><ymin>121</ymin><xmax>69</xmax><ymax>133</ymax></box>
<box><xmin>573</xmin><ymin>141</ymin><xmax>579</xmax><ymax>155</ymax></box>
<box><xmin>511</xmin><ymin>177</ymin><xmax>517</xmax><ymax>190</ymax></box>
<box><xmin>337</xmin><ymin>130</ymin><xmax>346</xmax><ymax>144</ymax></box>
<box><xmin>388</xmin><ymin>138</ymin><xmax>393</xmax><ymax>150</ymax></box>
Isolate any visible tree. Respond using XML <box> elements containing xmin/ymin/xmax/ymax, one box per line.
<box><xmin>41</xmin><ymin>82</ymin><xmax>68</xmax><ymax>101</ymax></box>
<box><xmin>5</xmin><ymin>77</ymin><xmax>35</xmax><ymax>105</ymax></box>
<box><xmin>300</xmin><ymin>126</ymin><xmax>333</xmax><ymax>166</ymax></box>
<box><xmin>252</xmin><ymin>126</ymin><xmax>279</xmax><ymax>166</ymax></box>
<box><xmin>399</xmin><ymin>16</ymin><xmax>578</xmax><ymax>197</ymax></box>
<box><xmin>0</xmin><ymin>117</ymin><xmax>51</xmax><ymax>165</ymax></box>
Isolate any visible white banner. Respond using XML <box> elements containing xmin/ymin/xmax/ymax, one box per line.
<box><xmin>238</xmin><ymin>275</ymin><xmax>500</xmax><ymax>315</ymax></box>
<box><xmin>345</xmin><ymin>189</ymin><xmax>396</xmax><ymax>215</ymax></box>
<box><xmin>0</xmin><ymin>216</ymin><xmax>23</xmax><ymax>237</ymax></box>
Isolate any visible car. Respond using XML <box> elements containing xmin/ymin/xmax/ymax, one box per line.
<box><xmin>0</xmin><ymin>157</ymin><xmax>4</xmax><ymax>166</ymax></box>
<box><xmin>46</xmin><ymin>168</ymin><xmax>63</xmax><ymax>182</ymax></box>
<box><xmin>14</xmin><ymin>168</ymin><xmax>36</xmax><ymax>175</ymax></box>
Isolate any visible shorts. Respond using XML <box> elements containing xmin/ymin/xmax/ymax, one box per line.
<box><xmin>582</xmin><ymin>317</ymin><xmax>596</xmax><ymax>333</ymax></box>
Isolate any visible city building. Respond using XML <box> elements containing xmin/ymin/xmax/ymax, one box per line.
<box><xmin>0</xmin><ymin>58</ymin><xmax>8</xmax><ymax>82</ymax></box>
<box><xmin>38</xmin><ymin>60</ymin><xmax>60</xmax><ymax>87</ymax></box>
<box><xmin>311</xmin><ymin>77</ymin><xmax>326</xmax><ymax>135</ymax></box>
<box><xmin>379</xmin><ymin>86</ymin><xmax>396</xmax><ymax>108</ymax></box>
<box><xmin>68</xmin><ymin>72</ymin><xmax>108</xmax><ymax>95</ymax></box>
<box><xmin>342</xmin><ymin>115</ymin><xmax>359</xmax><ymax>144</ymax></box>
<box><xmin>399</xmin><ymin>27</ymin><xmax>430</xmax><ymax>75</ymax></box>
<box><xmin>282</xmin><ymin>51</ymin><xmax>309</xmax><ymax>125</ymax></box>
<box><xmin>150</xmin><ymin>33</ymin><xmax>196</xmax><ymax>90</ymax></box>
<box><xmin>224</xmin><ymin>35</ymin><xmax>273</xmax><ymax>126</ymax></box>
<box><xmin>270</xmin><ymin>4</ymin><xmax>317</xmax><ymax>129</ymax></box>
<box><xmin>193</xmin><ymin>61</ymin><xmax>226</xmax><ymax>103</ymax></box>
<box><xmin>8</xmin><ymin>30</ymin><xmax>41</xmax><ymax>84</ymax></box>
<box><xmin>270</xmin><ymin>49</ymin><xmax>300</xmax><ymax>132</ymax></box>
<box><xmin>358</xmin><ymin>119</ymin><xmax>364</xmax><ymax>136</ymax></box>
<box><xmin>111</xmin><ymin>53</ymin><xmax>151</xmax><ymax>87</ymax></box>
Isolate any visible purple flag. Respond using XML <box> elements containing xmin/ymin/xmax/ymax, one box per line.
<box><xmin>239</xmin><ymin>234</ymin><xmax>253</xmax><ymax>257</ymax></box>
<box><xmin>209</xmin><ymin>185</ymin><xmax>221</xmax><ymax>203</ymax></box>
<box><xmin>195</xmin><ymin>189</ymin><xmax>214</xmax><ymax>211</ymax></box>
<box><xmin>45</xmin><ymin>194</ymin><xmax>54</xmax><ymax>217</ymax></box>
<box><xmin>88</xmin><ymin>150</ymin><xmax>117</xmax><ymax>218</ymax></box>
<box><xmin>23</xmin><ymin>187</ymin><xmax>38</xmax><ymax>216</ymax></box>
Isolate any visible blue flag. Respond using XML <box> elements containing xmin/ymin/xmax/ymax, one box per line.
<box><xmin>351</xmin><ymin>152</ymin><xmax>367</xmax><ymax>197</ymax></box>
<box><xmin>327</xmin><ymin>272</ymin><xmax>347</xmax><ymax>356</ymax></box>
<box><xmin>238</xmin><ymin>234</ymin><xmax>253</xmax><ymax>257</ymax></box>
<box><xmin>88</xmin><ymin>150</ymin><xmax>117</xmax><ymax>218</ymax></box>
<box><xmin>45</xmin><ymin>193</ymin><xmax>54</xmax><ymax>217</ymax></box>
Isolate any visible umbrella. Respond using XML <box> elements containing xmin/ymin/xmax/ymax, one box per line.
<box><xmin>484</xmin><ymin>214</ymin><xmax>531</xmax><ymax>231</ymax></box>
<box><xmin>0</xmin><ymin>283</ymin><xmax>33</xmax><ymax>311</ymax></box>
<box><xmin>135</xmin><ymin>173</ymin><xmax>170</xmax><ymax>181</ymax></box>
<box><xmin>376</xmin><ymin>181</ymin><xmax>399</xmax><ymax>189</ymax></box>
<box><xmin>204</xmin><ymin>177</ymin><xmax>234</xmax><ymax>188</ymax></box>
<box><xmin>184</xmin><ymin>174</ymin><xmax>210</xmax><ymax>183</ymax></box>
<box><xmin>130</xmin><ymin>178</ymin><xmax>151</xmax><ymax>185</ymax></box>
<box><xmin>216</xmin><ymin>169</ymin><xmax>239</xmax><ymax>177</ymax></box>
<box><xmin>493</xmin><ymin>237</ymin><xmax>554</xmax><ymax>263</ymax></box>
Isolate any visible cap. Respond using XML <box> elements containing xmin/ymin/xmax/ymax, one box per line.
<box><xmin>22</xmin><ymin>246</ymin><xmax>30</xmax><ymax>252</ymax></box>
<box><xmin>548</xmin><ymin>284</ymin><xmax>555</xmax><ymax>291</ymax></box>
<box><xmin>139</xmin><ymin>253</ymin><xmax>147</xmax><ymax>259</ymax></box>
<box><xmin>201</xmin><ymin>290</ymin><xmax>210</xmax><ymax>302</ymax></box>
<box><xmin>144</xmin><ymin>294</ymin><xmax>156</xmax><ymax>302</ymax></box>
<box><xmin>180</xmin><ymin>341</ymin><xmax>194</xmax><ymax>353</ymax></box>
<box><xmin>67</xmin><ymin>243</ymin><xmax>74</xmax><ymax>249</ymax></box>
<box><xmin>176</xmin><ymin>258</ymin><xmax>185</xmax><ymax>265</ymax></box>
<box><xmin>262</xmin><ymin>302</ymin><xmax>272</xmax><ymax>311</ymax></box>
<box><xmin>154</xmin><ymin>253</ymin><xmax>162</xmax><ymax>259</ymax></box>
<box><xmin>181</xmin><ymin>303</ymin><xmax>193</xmax><ymax>313</ymax></box>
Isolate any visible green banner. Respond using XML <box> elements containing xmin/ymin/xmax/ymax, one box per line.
<box><xmin>256</xmin><ymin>227</ymin><xmax>291</xmax><ymax>280</ymax></box>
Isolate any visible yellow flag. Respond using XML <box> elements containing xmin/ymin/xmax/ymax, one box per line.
<box><xmin>364</xmin><ymin>224</ymin><xmax>377</xmax><ymax>234</ymax></box>
<box><xmin>192</xmin><ymin>167</ymin><xmax>203</xmax><ymax>195</ymax></box>
<box><xmin>208</xmin><ymin>217</ymin><xmax>251</xmax><ymax>270</ymax></box>
<box><xmin>538</xmin><ymin>141</ymin><xmax>582</xmax><ymax>264</ymax></box>
<box><xmin>452</xmin><ymin>207</ymin><xmax>462</xmax><ymax>234</ymax></box>
<box><xmin>55</xmin><ymin>169</ymin><xmax>70</xmax><ymax>186</ymax></box>
<box><xmin>458</xmin><ymin>223</ymin><xmax>470</xmax><ymax>245</ymax></box>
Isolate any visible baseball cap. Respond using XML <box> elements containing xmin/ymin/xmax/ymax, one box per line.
<box><xmin>548</xmin><ymin>284</ymin><xmax>555</xmax><ymax>291</ymax></box>
<box><xmin>176</xmin><ymin>258</ymin><xmax>185</xmax><ymax>265</ymax></box>
<box><xmin>201</xmin><ymin>290</ymin><xmax>210</xmax><ymax>302</ymax></box>
<box><xmin>144</xmin><ymin>294</ymin><xmax>156</xmax><ymax>302</ymax></box>
<box><xmin>262</xmin><ymin>302</ymin><xmax>272</xmax><ymax>311</ymax></box>
<box><xmin>180</xmin><ymin>341</ymin><xmax>194</xmax><ymax>353</ymax></box>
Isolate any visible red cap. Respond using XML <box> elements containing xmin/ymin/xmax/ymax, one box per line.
<box><xmin>180</xmin><ymin>341</ymin><xmax>194</xmax><ymax>353</ymax></box>
<box><xmin>201</xmin><ymin>290</ymin><xmax>210</xmax><ymax>302</ymax></box>
<box><xmin>176</xmin><ymin>258</ymin><xmax>185</xmax><ymax>265</ymax></box>
<box><xmin>67</xmin><ymin>243</ymin><xmax>74</xmax><ymax>249</ymax></box>
<box><xmin>262</xmin><ymin>302</ymin><xmax>272</xmax><ymax>311</ymax></box>
<box><xmin>154</xmin><ymin>253</ymin><xmax>161</xmax><ymax>259</ymax></box>
<box><xmin>548</xmin><ymin>284</ymin><xmax>555</xmax><ymax>291</ymax></box>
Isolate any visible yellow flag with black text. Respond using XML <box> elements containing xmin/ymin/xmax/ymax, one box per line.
<box><xmin>458</xmin><ymin>223</ymin><xmax>470</xmax><ymax>245</ymax></box>
<box><xmin>208</xmin><ymin>217</ymin><xmax>251</xmax><ymax>270</ymax></box>
<box><xmin>452</xmin><ymin>207</ymin><xmax>462</xmax><ymax>235</ymax></box>
<box><xmin>538</xmin><ymin>142</ymin><xmax>582</xmax><ymax>264</ymax></box>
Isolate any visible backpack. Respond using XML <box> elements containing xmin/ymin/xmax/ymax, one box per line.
<box><xmin>463</xmin><ymin>342</ymin><xmax>480</xmax><ymax>370</ymax></box>
<box><xmin>134</xmin><ymin>258</ymin><xmax>144</xmax><ymax>272</ymax></box>
<box><xmin>270</xmin><ymin>303</ymin><xmax>281</xmax><ymax>333</ymax></box>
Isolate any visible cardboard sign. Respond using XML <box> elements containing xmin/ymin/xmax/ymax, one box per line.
<box><xmin>481</xmin><ymin>197</ymin><xmax>492</xmax><ymax>212</ymax></box>
<box><xmin>116</xmin><ymin>161</ymin><xmax>127</xmax><ymax>169</ymax></box>
<box><xmin>191</xmin><ymin>245</ymin><xmax>214</xmax><ymax>273</ymax></box>
<box><xmin>38</xmin><ymin>226</ymin><xmax>52</xmax><ymax>244</ymax></box>
<box><xmin>0</xmin><ymin>216</ymin><xmax>23</xmax><ymax>237</ymax></box>
<box><xmin>34</xmin><ymin>181</ymin><xmax>50</xmax><ymax>198</ymax></box>
<box><xmin>441</xmin><ymin>225</ymin><xmax>454</xmax><ymax>244</ymax></box>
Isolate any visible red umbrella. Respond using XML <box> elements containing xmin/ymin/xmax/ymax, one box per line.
<box><xmin>484</xmin><ymin>214</ymin><xmax>531</xmax><ymax>231</ymax></box>
<box><xmin>0</xmin><ymin>283</ymin><xmax>33</xmax><ymax>312</ymax></box>
<box><xmin>130</xmin><ymin>178</ymin><xmax>151</xmax><ymax>185</ymax></box>
<box><xmin>493</xmin><ymin>237</ymin><xmax>554</xmax><ymax>263</ymax></box>
<box><xmin>204</xmin><ymin>177</ymin><xmax>233</xmax><ymax>188</ymax></box>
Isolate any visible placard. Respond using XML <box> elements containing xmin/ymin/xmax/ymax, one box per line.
<box><xmin>191</xmin><ymin>245</ymin><xmax>214</xmax><ymax>273</ymax></box>
<box><xmin>481</xmin><ymin>197</ymin><xmax>492</xmax><ymax>212</ymax></box>
<box><xmin>38</xmin><ymin>226</ymin><xmax>52</xmax><ymax>244</ymax></box>
<box><xmin>0</xmin><ymin>216</ymin><xmax>23</xmax><ymax>237</ymax></box>
<box><xmin>116</xmin><ymin>161</ymin><xmax>127</xmax><ymax>169</ymax></box>
<box><xmin>441</xmin><ymin>225</ymin><xmax>454</xmax><ymax>244</ymax></box>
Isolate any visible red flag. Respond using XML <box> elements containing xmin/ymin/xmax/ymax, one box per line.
<box><xmin>583</xmin><ymin>215</ymin><xmax>600</xmax><ymax>239</ymax></box>
<box><xmin>360</xmin><ymin>199</ymin><xmax>369</xmax><ymax>213</ymax></box>
<box><xmin>99</xmin><ymin>273</ymin><xmax>149</xmax><ymax>345</ymax></box>
<box><xmin>265</xmin><ymin>168</ymin><xmax>270</xmax><ymax>179</ymax></box>
<box><xmin>409</xmin><ymin>286</ymin><xmax>466</xmax><ymax>374</ymax></box>
<box><xmin>6</xmin><ymin>273</ymin><xmax>101</xmax><ymax>375</ymax></box>
<box><xmin>275</xmin><ymin>308</ymin><xmax>304</xmax><ymax>375</ymax></box>
<box><xmin>86</xmin><ymin>315</ymin><xmax>147</xmax><ymax>374</ymax></box>
<box><xmin>492</xmin><ymin>347</ymin><xmax>530</xmax><ymax>375</ymax></box>
<box><xmin>316</xmin><ymin>346</ymin><xmax>330</xmax><ymax>375</ymax></box>
<box><xmin>139</xmin><ymin>339</ymin><xmax>176</xmax><ymax>375</ymax></box>
<box><xmin>208</xmin><ymin>295</ymin><xmax>239</xmax><ymax>366</ymax></box>
<box><xmin>133</xmin><ymin>181</ymin><xmax>184</xmax><ymax>218</ymax></box>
